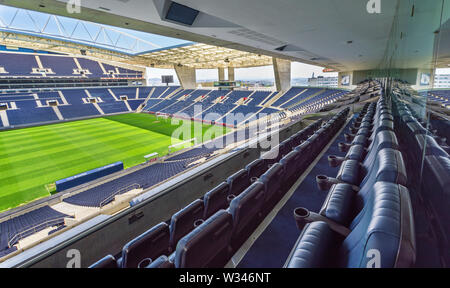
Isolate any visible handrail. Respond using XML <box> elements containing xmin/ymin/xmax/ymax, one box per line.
<box><xmin>8</xmin><ymin>215</ymin><xmax>74</xmax><ymax>248</ymax></box>
<box><xmin>99</xmin><ymin>183</ymin><xmax>141</xmax><ymax>208</ymax></box>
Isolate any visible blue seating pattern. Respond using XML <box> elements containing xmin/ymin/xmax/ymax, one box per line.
<box><xmin>0</xmin><ymin>52</ymin><xmax>143</xmax><ymax>79</ymax></box>
<box><xmin>142</xmin><ymin>88</ymin><xmax>349</xmax><ymax>127</ymax></box>
<box><xmin>0</xmin><ymin>206</ymin><xmax>71</xmax><ymax>256</ymax></box>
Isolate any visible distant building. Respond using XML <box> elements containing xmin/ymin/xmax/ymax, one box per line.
<box><xmin>434</xmin><ymin>74</ymin><xmax>450</xmax><ymax>88</ymax></box>
<box><xmin>308</xmin><ymin>76</ymin><xmax>338</xmax><ymax>87</ymax></box>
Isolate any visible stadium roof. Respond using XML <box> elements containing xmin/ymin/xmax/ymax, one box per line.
<box><xmin>135</xmin><ymin>43</ymin><xmax>273</xmax><ymax>69</ymax></box>
<box><xmin>0</xmin><ymin>4</ymin><xmax>281</xmax><ymax>69</ymax></box>
<box><xmin>3</xmin><ymin>0</ymin><xmax>448</xmax><ymax>72</ymax></box>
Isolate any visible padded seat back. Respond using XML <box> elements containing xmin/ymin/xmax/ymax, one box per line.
<box><xmin>280</xmin><ymin>150</ymin><xmax>304</xmax><ymax>181</ymax></box>
<box><xmin>261</xmin><ymin>148</ymin><xmax>282</xmax><ymax>167</ymax></box>
<box><xmin>259</xmin><ymin>163</ymin><xmax>284</xmax><ymax>206</ymax></box>
<box><xmin>246</xmin><ymin>159</ymin><xmax>267</xmax><ymax>179</ymax></box>
<box><xmin>340</xmin><ymin>182</ymin><xmax>415</xmax><ymax>268</ymax></box>
<box><xmin>169</xmin><ymin>199</ymin><xmax>205</xmax><ymax>250</ymax></box>
<box><xmin>227</xmin><ymin>169</ymin><xmax>250</xmax><ymax>196</ymax></box>
<box><xmin>285</xmin><ymin>222</ymin><xmax>337</xmax><ymax>268</ymax></box>
<box><xmin>121</xmin><ymin>222</ymin><xmax>170</xmax><ymax>268</ymax></box>
<box><xmin>203</xmin><ymin>182</ymin><xmax>229</xmax><ymax>219</ymax></box>
<box><xmin>175</xmin><ymin>210</ymin><xmax>233</xmax><ymax>268</ymax></box>
<box><xmin>229</xmin><ymin>182</ymin><xmax>265</xmax><ymax>243</ymax></box>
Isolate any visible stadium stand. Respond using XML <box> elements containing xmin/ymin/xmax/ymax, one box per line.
<box><xmin>88</xmin><ymin>108</ymin><xmax>351</xmax><ymax>267</ymax></box>
<box><xmin>0</xmin><ymin>52</ymin><xmax>143</xmax><ymax>79</ymax></box>
<box><xmin>0</xmin><ymin>206</ymin><xmax>72</xmax><ymax>257</ymax></box>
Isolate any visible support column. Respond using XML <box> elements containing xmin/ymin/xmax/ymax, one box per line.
<box><xmin>218</xmin><ymin>68</ymin><xmax>226</xmax><ymax>81</ymax></box>
<box><xmin>228</xmin><ymin>67</ymin><xmax>235</xmax><ymax>82</ymax></box>
<box><xmin>174</xmin><ymin>65</ymin><xmax>196</xmax><ymax>89</ymax></box>
<box><xmin>412</xmin><ymin>68</ymin><xmax>434</xmax><ymax>91</ymax></box>
<box><xmin>272</xmin><ymin>58</ymin><xmax>291</xmax><ymax>92</ymax></box>
<box><xmin>338</xmin><ymin>71</ymin><xmax>356</xmax><ymax>90</ymax></box>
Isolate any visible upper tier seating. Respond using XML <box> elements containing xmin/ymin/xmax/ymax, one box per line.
<box><xmin>0</xmin><ymin>52</ymin><xmax>142</xmax><ymax>79</ymax></box>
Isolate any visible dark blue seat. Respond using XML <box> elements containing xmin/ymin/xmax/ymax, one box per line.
<box><xmin>336</xmin><ymin>148</ymin><xmax>407</xmax><ymax>187</ymax></box>
<box><xmin>286</xmin><ymin>182</ymin><xmax>415</xmax><ymax>268</ymax></box>
<box><xmin>227</xmin><ymin>169</ymin><xmax>250</xmax><ymax>197</ymax></box>
<box><xmin>169</xmin><ymin>199</ymin><xmax>205</xmax><ymax>250</ymax></box>
<box><xmin>245</xmin><ymin>159</ymin><xmax>267</xmax><ymax>179</ymax></box>
<box><xmin>280</xmin><ymin>150</ymin><xmax>307</xmax><ymax>185</ymax></box>
<box><xmin>174</xmin><ymin>210</ymin><xmax>233</xmax><ymax>268</ymax></box>
<box><xmin>120</xmin><ymin>222</ymin><xmax>170</xmax><ymax>268</ymax></box>
<box><xmin>228</xmin><ymin>182</ymin><xmax>265</xmax><ymax>247</ymax></box>
<box><xmin>261</xmin><ymin>147</ymin><xmax>283</xmax><ymax>167</ymax></box>
<box><xmin>259</xmin><ymin>163</ymin><xmax>284</xmax><ymax>210</ymax></box>
<box><xmin>203</xmin><ymin>182</ymin><xmax>229</xmax><ymax>219</ymax></box>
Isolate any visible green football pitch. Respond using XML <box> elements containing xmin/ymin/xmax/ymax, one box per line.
<box><xmin>0</xmin><ymin>113</ymin><xmax>230</xmax><ymax>212</ymax></box>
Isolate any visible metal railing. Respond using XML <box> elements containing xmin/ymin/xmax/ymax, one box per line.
<box><xmin>8</xmin><ymin>215</ymin><xmax>73</xmax><ymax>248</ymax></box>
<box><xmin>99</xmin><ymin>183</ymin><xmax>141</xmax><ymax>208</ymax></box>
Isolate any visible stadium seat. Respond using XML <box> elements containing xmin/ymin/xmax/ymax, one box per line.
<box><xmin>245</xmin><ymin>159</ymin><xmax>267</xmax><ymax>179</ymax></box>
<box><xmin>259</xmin><ymin>163</ymin><xmax>284</xmax><ymax>211</ymax></box>
<box><xmin>120</xmin><ymin>222</ymin><xmax>170</xmax><ymax>268</ymax></box>
<box><xmin>203</xmin><ymin>182</ymin><xmax>230</xmax><ymax>219</ymax></box>
<box><xmin>169</xmin><ymin>199</ymin><xmax>205</xmax><ymax>250</ymax></box>
<box><xmin>228</xmin><ymin>182</ymin><xmax>265</xmax><ymax>247</ymax></box>
<box><xmin>174</xmin><ymin>210</ymin><xmax>233</xmax><ymax>268</ymax></box>
<box><xmin>227</xmin><ymin>169</ymin><xmax>251</xmax><ymax>197</ymax></box>
<box><xmin>286</xmin><ymin>182</ymin><xmax>416</xmax><ymax>268</ymax></box>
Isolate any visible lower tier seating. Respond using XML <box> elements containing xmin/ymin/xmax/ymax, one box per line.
<box><xmin>89</xmin><ymin>108</ymin><xmax>351</xmax><ymax>268</ymax></box>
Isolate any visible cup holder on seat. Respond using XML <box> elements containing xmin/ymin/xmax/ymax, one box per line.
<box><xmin>193</xmin><ymin>219</ymin><xmax>205</xmax><ymax>228</ymax></box>
<box><xmin>293</xmin><ymin>207</ymin><xmax>311</xmax><ymax>230</ymax></box>
<box><xmin>328</xmin><ymin>155</ymin><xmax>345</xmax><ymax>168</ymax></box>
<box><xmin>316</xmin><ymin>175</ymin><xmax>335</xmax><ymax>191</ymax></box>
<box><xmin>137</xmin><ymin>258</ymin><xmax>152</xmax><ymax>268</ymax></box>
<box><xmin>227</xmin><ymin>194</ymin><xmax>236</xmax><ymax>204</ymax></box>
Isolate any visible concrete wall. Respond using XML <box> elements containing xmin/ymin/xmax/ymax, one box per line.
<box><xmin>174</xmin><ymin>65</ymin><xmax>196</xmax><ymax>89</ymax></box>
<box><xmin>338</xmin><ymin>71</ymin><xmax>357</xmax><ymax>90</ymax></box>
<box><xmin>273</xmin><ymin>58</ymin><xmax>291</xmax><ymax>92</ymax></box>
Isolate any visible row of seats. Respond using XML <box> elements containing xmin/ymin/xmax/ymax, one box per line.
<box><xmin>392</xmin><ymin>94</ymin><xmax>450</xmax><ymax>264</ymax></box>
<box><xmin>0</xmin><ymin>52</ymin><xmax>143</xmax><ymax>78</ymax></box>
<box><xmin>285</xmin><ymin>95</ymin><xmax>416</xmax><ymax>268</ymax></box>
<box><xmin>89</xmin><ymin>108</ymin><xmax>350</xmax><ymax>268</ymax></box>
